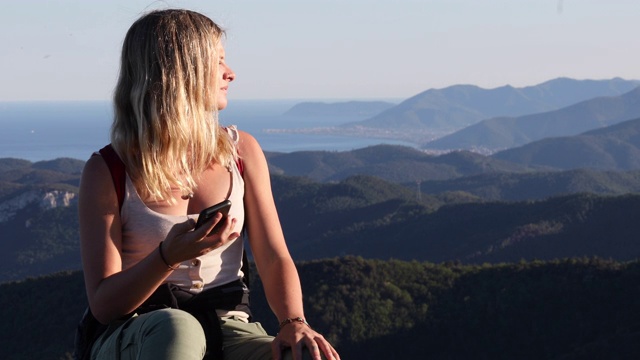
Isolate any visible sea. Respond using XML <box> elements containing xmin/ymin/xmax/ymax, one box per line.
<box><xmin>0</xmin><ymin>100</ymin><xmax>415</xmax><ymax>162</ymax></box>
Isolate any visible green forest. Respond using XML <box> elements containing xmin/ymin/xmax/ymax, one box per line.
<box><xmin>1</xmin><ymin>257</ymin><xmax>638</xmax><ymax>359</ymax></box>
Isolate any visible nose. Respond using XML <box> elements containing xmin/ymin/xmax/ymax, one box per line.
<box><xmin>223</xmin><ymin>66</ymin><xmax>235</xmax><ymax>82</ymax></box>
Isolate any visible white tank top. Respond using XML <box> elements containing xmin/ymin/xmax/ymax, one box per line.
<box><xmin>119</xmin><ymin>127</ymin><xmax>246</xmax><ymax>294</ymax></box>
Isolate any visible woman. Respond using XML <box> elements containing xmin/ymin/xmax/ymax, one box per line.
<box><xmin>78</xmin><ymin>9</ymin><xmax>339</xmax><ymax>360</ymax></box>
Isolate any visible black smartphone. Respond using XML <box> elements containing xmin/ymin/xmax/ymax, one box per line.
<box><xmin>195</xmin><ymin>199</ymin><xmax>232</xmax><ymax>235</ymax></box>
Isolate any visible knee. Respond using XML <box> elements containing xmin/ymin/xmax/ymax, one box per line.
<box><xmin>137</xmin><ymin>309</ymin><xmax>206</xmax><ymax>357</ymax></box>
<box><xmin>143</xmin><ymin>308</ymin><xmax>205</xmax><ymax>340</ymax></box>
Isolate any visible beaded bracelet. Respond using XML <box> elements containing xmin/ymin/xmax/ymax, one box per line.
<box><xmin>158</xmin><ymin>241</ymin><xmax>179</xmax><ymax>271</ymax></box>
<box><xmin>279</xmin><ymin>317</ymin><xmax>310</xmax><ymax>330</ymax></box>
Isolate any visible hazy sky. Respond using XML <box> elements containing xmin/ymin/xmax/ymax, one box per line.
<box><xmin>1</xmin><ymin>0</ymin><xmax>639</xmax><ymax>102</ymax></box>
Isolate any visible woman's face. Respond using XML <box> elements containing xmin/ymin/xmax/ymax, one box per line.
<box><xmin>216</xmin><ymin>43</ymin><xmax>235</xmax><ymax>110</ymax></box>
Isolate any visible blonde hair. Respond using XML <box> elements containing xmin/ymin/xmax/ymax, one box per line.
<box><xmin>111</xmin><ymin>9</ymin><xmax>236</xmax><ymax>202</ymax></box>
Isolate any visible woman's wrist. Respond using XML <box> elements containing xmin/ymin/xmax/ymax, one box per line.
<box><xmin>158</xmin><ymin>241</ymin><xmax>179</xmax><ymax>271</ymax></box>
<box><xmin>279</xmin><ymin>317</ymin><xmax>310</xmax><ymax>330</ymax></box>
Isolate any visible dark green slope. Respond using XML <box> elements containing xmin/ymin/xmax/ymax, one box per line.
<box><xmin>3</xmin><ymin>258</ymin><xmax>639</xmax><ymax>359</ymax></box>
<box><xmin>276</xmin><ymin>184</ymin><xmax>640</xmax><ymax>263</ymax></box>
<box><xmin>4</xmin><ymin>169</ymin><xmax>640</xmax><ymax>282</ymax></box>
<box><xmin>494</xmin><ymin>117</ymin><xmax>640</xmax><ymax>170</ymax></box>
<box><xmin>415</xmin><ymin>168</ymin><xmax>640</xmax><ymax>201</ymax></box>
<box><xmin>266</xmin><ymin>144</ymin><xmax>526</xmax><ymax>183</ymax></box>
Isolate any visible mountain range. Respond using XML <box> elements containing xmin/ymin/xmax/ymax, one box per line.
<box><xmin>425</xmin><ymin>87</ymin><xmax>640</xmax><ymax>152</ymax></box>
<box><xmin>337</xmin><ymin>77</ymin><xmax>640</xmax><ymax>144</ymax></box>
<box><xmin>266</xmin><ymin>114</ymin><xmax>640</xmax><ymax>184</ymax></box>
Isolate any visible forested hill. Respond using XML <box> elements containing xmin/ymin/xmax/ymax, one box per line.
<box><xmin>415</xmin><ymin>168</ymin><xmax>640</xmax><ymax>201</ymax></box>
<box><xmin>276</xmin><ymin>179</ymin><xmax>640</xmax><ymax>263</ymax></box>
<box><xmin>265</xmin><ymin>144</ymin><xmax>528</xmax><ymax>183</ymax></box>
<box><xmin>493</xmin><ymin>117</ymin><xmax>640</xmax><ymax>170</ymax></box>
<box><xmin>3</xmin><ymin>156</ymin><xmax>640</xmax><ymax>282</ymax></box>
<box><xmin>2</xmin><ymin>257</ymin><xmax>639</xmax><ymax>359</ymax></box>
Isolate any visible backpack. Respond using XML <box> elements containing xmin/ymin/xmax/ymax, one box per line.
<box><xmin>73</xmin><ymin>144</ymin><xmax>249</xmax><ymax>360</ymax></box>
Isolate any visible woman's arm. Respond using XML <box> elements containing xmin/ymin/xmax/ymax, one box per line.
<box><xmin>79</xmin><ymin>155</ymin><xmax>224</xmax><ymax>324</ymax></box>
<box><xmin>79</xmin><ymin>155</ymin><xmax>174</xmax><ymax>323</ymax></box>
<box><xmin>238</xmin><ymin>131</ymin><xmax>340</xmax><ymax>360</ymax></box>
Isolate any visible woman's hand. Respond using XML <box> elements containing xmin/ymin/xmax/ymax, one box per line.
<box><xmin>271</xmin><ymin>321</ymin><xmax>340</xmax><ymax>360</ymax></box>
<box><xmin>161</xmin><ymin>213</ymin><xmax>240</xmax><ymax>267</ymax></box>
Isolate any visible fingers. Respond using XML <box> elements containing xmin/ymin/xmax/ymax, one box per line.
<box><xmin>164</xmin><ymin>216</ymin><xmax>239</xmax><ymax>263</ymax></box>
<box><xmin>303</xmin><ymin>335</ymin><xmax>339</xmax><ymax>360</ymax></box>
<box><xmin>303</xmin><ymin>339</ymin><xmax>320</xmax><ymax>360</ymax></box>
<box><xmin>199</xmin><ymin>218</ymin><xmax>240</xmax><ymax>257</ymax></box>
<box><xmin>193</xmin><ymin>213</ymin><xmax>238</xmax><ymax>240</ymax></box>
<box><xmin>271</xmin><ymin>330</ymin><xmax>339</xmax><ymax>360</ymax></box>
<box><xmin>323</xmin><ymin>343</ymin><xmax>340</xmax><ymax>360</ymax></box>
<box><xmin>192</xmin><ymin>212</ymin><xmax>224</xmax><ymax>238</ymax></box>
<box><xmin>271</xmin><ymin>341</ymin><xmax>283</xmax><ymax>360</ymax></box>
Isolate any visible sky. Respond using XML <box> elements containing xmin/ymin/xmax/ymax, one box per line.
<box><xmin>1</xmin><ymin>0</ymin><xmax>639</xmax><ymax>102</ymax></box>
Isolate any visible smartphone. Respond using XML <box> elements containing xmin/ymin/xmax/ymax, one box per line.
<box><xmin>195</xmin><ymin>199</ymin><xmax>232</xmax><ymax>235</ymax></box>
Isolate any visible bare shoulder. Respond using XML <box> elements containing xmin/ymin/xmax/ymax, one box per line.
<box><xmin>79</xmin><ymin>154</ymin><xmax>118</xmax><ymax>208</ymax></box>
<box><xmin>81</xmin><ymin>154</ymin><xmax>111</xmax><ymax>184</ymax></box>
<box><xmin>236</xmin><ymin>129</ymin><xmax>264</xmax><ymax>160</ymax></box>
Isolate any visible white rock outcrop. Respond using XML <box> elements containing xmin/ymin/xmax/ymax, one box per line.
<box><xmin>0</xmin><ymin>190</ymin><xmax>77</xmax><ymax>223</ymax></box>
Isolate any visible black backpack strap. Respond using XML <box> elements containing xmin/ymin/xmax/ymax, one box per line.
<box><xmin>98</xmin><ymin>144</ymin><xmax>126</xmax><ymax>211</ymax></box>
<box><xmin>73</xmin><ymin>308</ymin><xmax>106</xmax><ymax>360</ymax></box>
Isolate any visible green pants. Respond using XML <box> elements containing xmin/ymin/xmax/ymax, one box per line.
<box><xmin>91</xmin><ymin>308</ymin><xmax>317</xmax><ymax>360</ymax></box>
